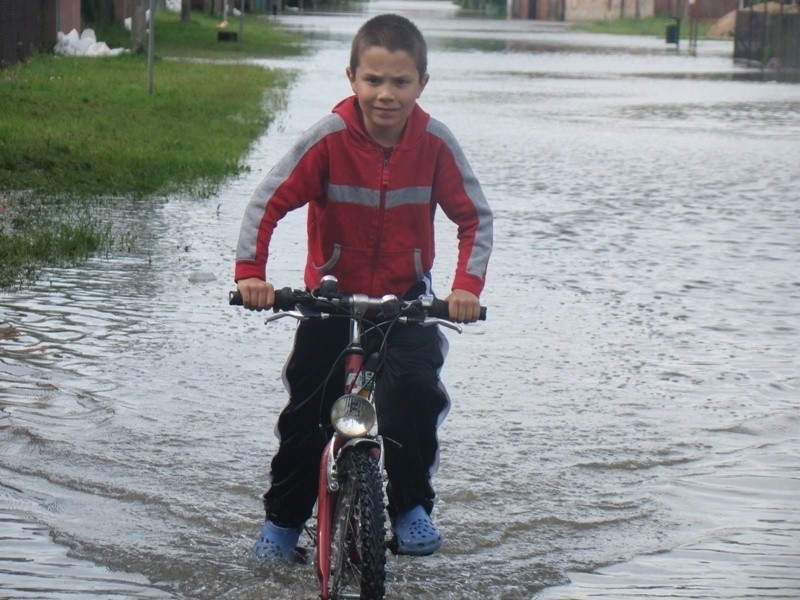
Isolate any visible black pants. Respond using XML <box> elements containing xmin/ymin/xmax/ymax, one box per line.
<box><xmin>263</xmin><ymin>316</ymin><xmax>449</xmax><ymax>528</ymax></box>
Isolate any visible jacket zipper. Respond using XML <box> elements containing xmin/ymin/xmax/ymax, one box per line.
<box><xmin>368</xmin><ymin>148</ymin><xmax>391</xmax><ymax>294</ymax></box>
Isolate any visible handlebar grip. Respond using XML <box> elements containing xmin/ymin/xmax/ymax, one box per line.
<box><xmin>428</xmin><ymin>298</ymin><xmax>487</xmax><ymax>321</ymax></box>
<box><xmin>228</xmin><ymin>287</ymin><xmax>297</xmax><ymax>311</ymax></box>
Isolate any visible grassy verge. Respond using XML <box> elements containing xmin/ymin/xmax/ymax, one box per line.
<box><xmin>0</xmin><ymin>10</ymin><xmax>303</xmax><ymax>288</ymax></box>
<box><xmin>572</xmin><ymin>15</ymin><xmax>713</xmax><ymax>40</ymax></box>
<box><xmin>96</xmin><ymin>10</ymin><xmax>304</xmax><ymax>59</ymax></box>
<box><xmin>1</xmin><ymin>54</ymin><xmax>290</xmax><ymax>197</ymax></box>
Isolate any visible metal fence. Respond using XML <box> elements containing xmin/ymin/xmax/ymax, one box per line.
<box><xmin>0</xmin><ymin>0</ymin><xmax>42</xmax><ymax>69</ymax></box>
<box><xmin>734</xmin><ymin>5</ymin><xmax>800</xmax><ymax>69</ymax></box>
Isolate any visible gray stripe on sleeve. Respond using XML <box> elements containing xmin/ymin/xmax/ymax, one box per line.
<box><xmin>236</xmin><ymin>114</ymin><xmax>345</xmax><ymax>261</ymax></box>
<box><xmin>426</xmin><ymin>119</ymin><xmax>493</xmax><ymax>278</ymax></box>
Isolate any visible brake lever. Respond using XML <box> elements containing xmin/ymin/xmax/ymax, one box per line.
<box><xmin>397</xmin><ymin>316</ymin><xmax>462</xmax><ymax>333</ymax></box>
<box><xmin>265</xmin><ymin>311</ymin><xmax>309</xmax><ymax>324</ymax></box>
<box><xmin>426</xmin><ymin>319</ymin><xmax>462</xmax><ymax>333</ymax></box>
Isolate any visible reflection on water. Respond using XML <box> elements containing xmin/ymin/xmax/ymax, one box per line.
<box><xmin>2</xmin><ymin>3</ymin><xmax>799</xmax><ymax>599</ymax></box>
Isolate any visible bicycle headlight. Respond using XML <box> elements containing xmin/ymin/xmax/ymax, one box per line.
<box><xmin>330</xmin><ymin>394</ymin><xmax>376</xmax><ymax>437</ymax></box>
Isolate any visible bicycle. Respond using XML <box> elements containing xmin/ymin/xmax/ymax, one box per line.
<box><xmin>230</xmin><ymin>275</ymin><xmax>486</xmax><ymax>600</ymax></box>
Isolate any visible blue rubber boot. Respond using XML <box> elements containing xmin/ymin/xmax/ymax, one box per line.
<box><xmin>393</xmin><ymin>506</ymin><xmax>442</xmax><ymax>556</ymax></box>
<box><xmin>251</xmin><ymin>520</ymin><xmax>302</xmax><ymax>562</ymax></box>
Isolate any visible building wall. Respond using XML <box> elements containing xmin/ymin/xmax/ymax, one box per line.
<box><xmin>511</xmin><ymin>0</ymin><xmax>664</xmax><ymax>20</ymax></box>
<box><xmin>509</xmin><ymin>0</ymin><xmax>566</xmax><ymax>19</ymax></box>
<box><xmin>691</xmin><ymin>0</ymin><xmax>738</xmax><ymax>19</ymax></box>
<box><xmin>655</xmin><ymin>0</ymin><xmax>737</xmax><ymax>18</ymax></box>
<box><xmin>566</xmin><ymin>0</ymin><xmax>655</xmax><ymax>21</ymax></box>
<box><xmin>510</xmin><ymin>0</ymin><xmax>734</xmax><ymax>20</ymax></box>
<box><xmin>537</xmin><ymin>0</ymin><xmax>566</xmax><ymax>20</ymax></box>
<box><xmin>508</xmin><ymin>0</ymin><xmax>541</xmax><ymax>18</ymax></box>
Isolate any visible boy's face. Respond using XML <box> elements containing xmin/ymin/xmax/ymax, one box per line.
<box><xmin>346</xmin><ymin>46</ymin><xmax>429</xmax><ymax>147</ymax></box>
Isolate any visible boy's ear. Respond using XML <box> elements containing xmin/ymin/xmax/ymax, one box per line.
<box><xmin>417</xmin><ymin>73</ymin><xmax>430</xmax><ymax>98</ymax></box>
<box><xmin>346</xmin><ymin>67</ymin><xmax>356</xmax><ymax>90</ymax></box>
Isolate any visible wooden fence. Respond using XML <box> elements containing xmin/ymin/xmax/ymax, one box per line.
<box><xmin>734</xmin><ymin>7</ymin><xmax>800</xmax><ymax>69</ymax></box>
<box><xmin>0</xmin><ymin>0</ymin><xmax>42</xmax><ymax>69</ymax></box>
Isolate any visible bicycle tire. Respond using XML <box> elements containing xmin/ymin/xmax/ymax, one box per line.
<box><xmin>329</xmin><ymin>447</ymin><xmax>386</xmax><ymax>600</ymax></box>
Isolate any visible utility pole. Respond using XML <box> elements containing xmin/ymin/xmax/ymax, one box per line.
<box><xmin>147</xmin><ymin>0</ymin><xmax>156</xmax><ymax>94</ymax></box>
<box><xmin>239</xmin><ymin>0</ymin><xmax>245</xmax><ymax>43</ymax></box>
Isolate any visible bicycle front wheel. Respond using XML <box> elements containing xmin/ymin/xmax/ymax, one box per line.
<box><xmin>329</xmin><ymin>447</ymin><xmax>386</xmax><ymax>600</ymax></box>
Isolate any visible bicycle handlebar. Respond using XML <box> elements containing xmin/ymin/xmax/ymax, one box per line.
<box><xmin>228</xmin><ymin>288</ymin><xmax>487</xmax><ymax>322</ymax></box>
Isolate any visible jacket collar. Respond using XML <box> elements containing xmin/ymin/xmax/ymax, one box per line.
<box><xmin>332</xmin><ymin>96</ymin><xmax>431</xmax><ymax>150</ymax></box>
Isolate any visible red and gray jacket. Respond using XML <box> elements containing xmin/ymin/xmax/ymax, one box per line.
<box><xmin>235</xmin><ymin>96</ymin><xmax>493</xmax><ymax>299</ymax></box>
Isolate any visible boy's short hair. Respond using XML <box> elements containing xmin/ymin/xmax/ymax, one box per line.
<box><xmin>350</xmin><ymin>14</ymin><xmax>428</xmax><ymax>79</ymax></box>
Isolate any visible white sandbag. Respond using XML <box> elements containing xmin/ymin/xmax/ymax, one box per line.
<box><xmin>54</xmin><ymin>30</ymin><xmax>79</xmax><ymax>55</ymax></box>
<box><xmin>73</xmin><ymin>37</ymin><xmax>93</xmax><ymax>55</ymax></box>
<box><xmin>53</xmin><ymin>28</ymin><xmax>126</xmax><ymax>57</ymax></box>
<box><xmin>85</xmin><ymin>42</ymin><xmax>111</xmax><ymax>57</ymax></box>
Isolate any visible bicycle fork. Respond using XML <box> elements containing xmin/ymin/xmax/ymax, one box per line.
<box><xmin>316</xmin><ymin>434</ymin><xmax>384</xmax><ymax>599</ymax></box>
<box><xmin>316</xmin><ymin>315</ymin><xmax>385</xmax><ymax>599</ymax></box>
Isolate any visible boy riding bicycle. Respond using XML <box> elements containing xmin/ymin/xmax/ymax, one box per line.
<box><xmin>235</xmin><ymin>14</ymin><xmax>493</xmax><ymax>560</ymax></box>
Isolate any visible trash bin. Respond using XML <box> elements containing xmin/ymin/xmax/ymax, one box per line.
<box><xmin>665</xmin><ymin>24</ymin><xmax>678</xmax><ymax>44</ymax></box>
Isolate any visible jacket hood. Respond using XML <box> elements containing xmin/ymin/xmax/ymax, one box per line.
<box><xmin>332</xmin><ymin>96</ymin><xmax>431</xmax><ymax>149</ymax></box>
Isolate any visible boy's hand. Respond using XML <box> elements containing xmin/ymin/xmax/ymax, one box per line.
<box><xmin>445</xmin><ymin>289</ymin><xmax>481</xmax><ymax>323</ymax></box>
<box><xmin>237</xmin><ymin>277</ymin><xmax>274</xmax><ymax>311</ymax></box>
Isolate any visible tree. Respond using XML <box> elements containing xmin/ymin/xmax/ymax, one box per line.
<box><xmin>131</xmin><ymin>0</ymin><xmax>147</xmax><ymax>54</ymax></box>
<box><xmin>182</xmin><ymin>0</ymin><xmax>191</xmax><ymax>22</ymax></box>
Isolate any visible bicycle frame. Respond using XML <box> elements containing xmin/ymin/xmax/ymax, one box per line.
<box><xmin>230</xmin><ymin>278</ymin><xmax>483</xmax><ymax>600</ymax></box>
<box><xmin>314</xmin><ymin>305</ymin><xmax>384</xmax><ymax>599</ymax></box>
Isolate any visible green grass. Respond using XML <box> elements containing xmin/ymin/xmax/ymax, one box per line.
<box><xmin>0</xmin><ymin>197</ymin><xmax>111</xmax><ymax>287</ymax></box>
<box><xmin>97</xmin><ymin>10</ymin><xmax>304</xmax><ymax>59</ymax></box>
<box><xmin>572</xmin><ymin>16</ymin><xmax>713</xmax><ymax>40</ymax></box>
<box><xmin>0</xmin><ymin>10</ymin><xmax>302</xmax><ymax>287</ymax></box>
<box><xmin>0</xmin><ymin>53</ymin><xmax>289</xmax><ymax>196</ymax></box>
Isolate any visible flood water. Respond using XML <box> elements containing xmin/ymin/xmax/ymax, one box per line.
<box><xmin>2</xmin><ymin>3</ymin><xmax>799</xmax><ymax>598</ymax></box>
